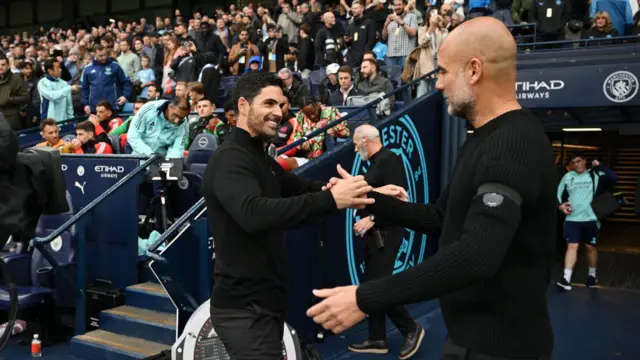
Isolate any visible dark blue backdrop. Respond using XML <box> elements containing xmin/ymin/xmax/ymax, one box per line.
<box><xmin>283</xmin><ymin>93</ymin><xmax>443</xmax><ymax>341</ymax></box>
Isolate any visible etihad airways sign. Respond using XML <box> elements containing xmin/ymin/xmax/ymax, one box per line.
<box><xmin>515</xmin><ymin>80</ymin><xmax>565</xmax><ymax>100</ymax></box>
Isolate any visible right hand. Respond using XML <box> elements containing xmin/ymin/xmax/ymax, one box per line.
<box><xmin>559</xmin><ymin>202</ymin><xmax>572</xmax><ymax>215</ymax></box>
<box><xmin>71</xmin><ymin>138</ymin><xmax>82</xmax><ymax>149</ymax></box>
<box><xmin>84</xmin><ymin>105</ymin><xmax>91</xmax><ymax>114</ymax></box>
<box><xmin>329</xmin><ymin>165</ymin><xmax>375</xmax><ymax>209</ymax></box>
<box><xmin>88</xmin><ymin>114</ymin><xmax>99</xmax><ymax>125</ymax></box>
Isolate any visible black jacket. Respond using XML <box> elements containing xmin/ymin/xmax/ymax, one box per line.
<box><xmin>203</xmin><ymin>127</ymin><xmax>336</xmax><ymax>312</ymax></box>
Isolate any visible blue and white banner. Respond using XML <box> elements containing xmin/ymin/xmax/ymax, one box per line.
<box><xmin>516</xmin><ymin>64</ymin><xmax>640</xmax><ymax>108</ymax></box>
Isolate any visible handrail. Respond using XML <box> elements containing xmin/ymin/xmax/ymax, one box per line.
<box><xmin>32</xmin><ymin>154</ymin><xmax>160</xmax><ymax>246</ymax></box>
<box><xmin>277</xmin><ymin>68</ymin><xmax>440</xmax><ymax>156</ymax></box>
<box><xmin>517</xmin><ymin>34</ymin><xmax>640</xmax><ymax>49</ymax></box>
<box><xmin>146</xmin><ymin>197</ymin><xmax>207</xmax><ymax>255</ymax></box>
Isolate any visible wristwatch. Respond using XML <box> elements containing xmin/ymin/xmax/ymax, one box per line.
<box><xmin>369</xmin><ymin>215</ymin><xmax>376</xmax><ymax>221</ymax></box>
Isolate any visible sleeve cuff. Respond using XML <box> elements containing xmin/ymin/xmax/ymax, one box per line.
<box><xmin>356</xmin><ymin>281</ymin><xmax>382</xmax><ymax>314</ymax></box>
<box><xmin>311</xmin><ymin>190</ymin><xmax>337</xmax><ymax>212</ymax></box>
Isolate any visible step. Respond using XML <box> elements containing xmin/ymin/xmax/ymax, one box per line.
<box><xmin>125</xmin><ymin>282</ymin><xmax>175</xmax><ymax>314</ymax></box>
<box><xmin>100</xmin><ymin>305</ymin><xmax>176</xmax><ymax>345</ymax></box>
<box><xmin>71</xmin><ymin>330</ymin><xmax>169</xmax><ymax>360</ymax></box>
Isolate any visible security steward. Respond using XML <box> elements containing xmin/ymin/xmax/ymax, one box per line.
<box><xmin>349</xmin><ymin>124</ymin><xmax>425</xmax><ymax>359</ymax></box>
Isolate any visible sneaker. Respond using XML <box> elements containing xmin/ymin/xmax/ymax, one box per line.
<box><xmin>586</xmin><ymin>275</ymin><xmax>599</xmax><ymax>288</ymax></box>
<box><xmin>399</xmin><ymin>325</ymin><xmax>425</xmax><ymax>359</ymax></box>
<box><xmin>348</xmin><ymin>339</ymin><xmax>389</xmax><ymax>354</ymax></box>
<box><xmin>556</xmin><ymin>277</ymin><xmax>572</xmax><ymax>291</ymax></box>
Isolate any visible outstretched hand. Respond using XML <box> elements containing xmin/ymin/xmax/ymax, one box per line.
<box><xmin>374</xmin><ymin>184</ymin><xmax>409</xmax><ymax>202</ymax></box>
<box><xmin>306</xmin><ymin>286</ymin><xmax>366</xmax><ymax>334</ymax></box>
<box><xmin>325</xmin><ymin>165</ymin><xmax>375</xmax><ymax>209</ymax></box>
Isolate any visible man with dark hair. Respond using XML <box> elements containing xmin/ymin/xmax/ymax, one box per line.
<box><xmin>202</xmin><ymin>71</ymin><xmax>378</xmax><ymax>359</ymax></box>
<box><xmin>81</xmin><ymin>44</ymin><xmax>132</xmax><ymax>114</ymax></box>
<box><xmin>71</xmin><ymin>120</ymin><xmax>113</xmax><ymax>154</ymax></box>
<box><xmin>38</xmin><ymin>58</ymin><xmax>78</xmax><ymax>122</ymax></box>
<box><xmin>126</xmin><ymin>98</ymin><xmax>189</xmax><ymax>158</ymax></box>
<box><xmin>36</xmin><ymin>118</ymin><xmax>73</xmax><ymax>153</ymax></box>
<box><xmin>0</xmin><ymin>54</ymin><xmax>28</xmax><ymax>130</ymax></box>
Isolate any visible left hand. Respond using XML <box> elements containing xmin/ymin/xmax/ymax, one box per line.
<box><xmin>307</xmin><ymin>286</ymin><xmax>366</xmax><ymax>334</ymax></box>
<box><xmin>117</xmin><ymin>96</ymin><xmax>127</xmax><ymax>105</ymax></box>
<box><xmin>592</xmin><ymin>160</ymin><xmax>600</xmax><ymax>167</ymax></box>
<box><xmin>354</xmin><ymin>217</ymin><xmax>374</xmax><ymax>236</ymax></box>
<box><xmin>374</xmin><ymin>184</ymin><xmax>409</xmax><ymax>202</ymax></box>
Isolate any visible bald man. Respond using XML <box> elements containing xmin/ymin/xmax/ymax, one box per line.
<box><xmin>307</xmin><ymin>17</ymin><xmax>557</xmax><ymax>360</ymax></box>
<box><xmin>349</xmin><ymin>124</ymin><xmax>424</xmax><ymax>358</ymax></box>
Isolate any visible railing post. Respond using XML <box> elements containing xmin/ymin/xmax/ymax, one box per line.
<box><xmin>75</xmin><ymin>216</ymin><xmax>87</xmax><ymax>335</ymax></box>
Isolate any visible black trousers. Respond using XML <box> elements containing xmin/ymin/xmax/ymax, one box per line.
<box><xmin>210</xmin><ymin>304</ymin><xmax>284</xmax><ymax>360</ymax></box>
<box><xmin>441</xmin><ymin>338</ymin><xmax>551</xmax><ymax>360</ymax></box>
<box><xmin>363</xmin><ymin>227</ymin><xmax>417</xmax><ymax>341</ymax></box>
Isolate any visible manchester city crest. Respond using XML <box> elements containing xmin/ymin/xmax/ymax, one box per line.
<box><xmin>603</xmin><ymin>70</ymin><xmax>639</xmax><ymax>103</ymax></box>
<box><xmin>344</xmin><ymin>115</ymin><xmax>430</xmax><ymax>285</ymax></box>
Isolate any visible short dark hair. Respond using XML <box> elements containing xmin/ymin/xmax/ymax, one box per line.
<box><xmin>232</xmin><ymin>71</ymin><xmax>283</xmax><ymax>112</ymax></box>
<box><xmin>223</xmin><ymin>99</ymin><xmax>235</xmax><ymax>113</ymax></box>
<box><xmin>338</xmin><ymin>65</ymin><xmax>353</xmax><ymax>77</ymax></box>
<box><xmin>148</xmin><ymin>84</ymin><xmax>162</xmax><ymax>96</ymax></box>
<box><xmin>134</xmin><ymin>98</ymin><xmax>148</xmax><ymax>105</ymax></box>
<box><xmin>96</xmin><ymin>100</ymin><xmax>114</xmax><ymax>113</ymax></box>
<box><xmin>40</xmin><ymin>118</ymin><xmax>57</xmax><ymax>131</ymax></box>
<box><xmin>76</xmin><ymin>120</ymin><xmax>96</xmax><ymax>134</ymax></box>
<box><xmin>170</xmin><ymin>96</ymin><xmax>190</xmax><ymax>111</ymax></box>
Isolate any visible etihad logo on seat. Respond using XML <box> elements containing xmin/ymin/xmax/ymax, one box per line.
<box><xmin>95</xmin><ymin>165</ymin><xmax>125</xmax><ymax>179</ymax></box>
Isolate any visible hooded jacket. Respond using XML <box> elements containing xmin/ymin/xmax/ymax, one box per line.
<box><xmin>38</xmin><ymin>75</ymin><xmax>75</xmax><ymax>122</ymax></box>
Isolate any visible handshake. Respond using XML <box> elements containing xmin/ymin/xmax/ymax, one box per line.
<box><xmin>323</xmin><ymin>165</ymin><xmax>409</xmax><ymax>209</ymax></box>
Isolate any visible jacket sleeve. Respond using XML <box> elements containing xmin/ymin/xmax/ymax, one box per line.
<box><xmin>8</xmin><ymin>77</ymin><xmax>28</xmax><ymax>105</ymax></box>
<box><xmin>115</xmin><ymin>64</ymin><xmax>132</xmax><ymax>100</ymax></box>
<box><xmin>207</xmin><ymin>147</ymin><xmax>337</xmax><ymax>234</ymax></box>
<box><xmin>127</xmin><ymin>110</ymin><xmax>155</xmax><ymax>156</ymax></box>
<box><xmin>167</xmin><ymin>121</ymin><xmax>188</xmax><ymax>159</ymax></box>
<box><xmin>557</xmin><ymin>173</ymin><xmax>568</xmax><ymax>204</ymax></box>
<box><xmin>81</xmin><ymin>67</ymin><xmax>90</xmax><ymax>106</ymax></box>
<box><xmin>37</xmin><ymin>80</ymin><xmax>71</xmax><ymax>101</ymax></box>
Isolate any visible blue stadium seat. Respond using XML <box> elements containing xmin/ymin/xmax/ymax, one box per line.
<box><xmin>184</xmin><ymin>133</ymin><xmax>219</xmax><ymax>175</ymax></box>
<box><xmin>122</xmin><ymin>102</ymin><xmax>134</xmax><ymax>113</ymax></box>
<box><xmin>381</xmin><ymin>65</ymin><xmax>403</xmax><ymax>86</ymax></box>
<box><xmin>221</xmin><ymin>76</ymin><xmax>240</xmax><ymax>88</ymax></box>
<box><xmin>309</xmin><ymin>70</ymin><xmax>325</xmax><ymax>84</ymax></box>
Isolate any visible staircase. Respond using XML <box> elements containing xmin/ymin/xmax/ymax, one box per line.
<box><xmin>610</xmin><ymin>148</ymin><xmax>640</xmax><ymax>223</ymax></box>
<box><xmin>71</xmin><ymin>282</ymin><xmax>176</xmax><ymax>360</ymax></box>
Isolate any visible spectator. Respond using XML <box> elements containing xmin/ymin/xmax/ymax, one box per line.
<box><xmin>136</xmin><ymin>55</ymin><xmax>156</xmax><ymax>99</ymax></box>
<box><xmin>278</xmin><ymin>67</ymin><xmax>311</xmax><ymax>107</ymax></box>
<box><xmin>117</xmin><ymin>39</ymin><xmax>142</xmax><ymax>81</ymax></box>
<box><xmin>530</xmin><ymin>0</ymin><xmax>571</xmax><ymax>43</ymax></box>
<box><xmin>70</xmin><ymin>120</ymin><xmax>113</xmax><ymax>154</ymax></box>
<box><xmin>589</xmin><ymin>0</ymin><xmax>635</xmax><ymax>35</ymax></box>
<box><xmin>94</xmin><ymin>100</ymin><xmax>123</xmax><ymax>133</ymax></box>
<box><xmin>330</xmin><ymin>65</ymin><xmax>364</xmax><ymax>106</ymax></box>
<box><xmin>314</xmin><ymin>12</ymin><xmax>342</xmax><ymax>67</ymax></box>
<box><xmin>126</xmin><ymin>98</ymin><xmax>189</xmax><ymax>159</ymax></box>
<box><xmin>346</xmin><ymin>1</ymin><xmax>378</xmax><ymax>68</ymax></box>
<box><xmin>413</xmin><ymin>12</ymin><xmax>447</xmax><ymax>97</ymax></box>
<box><xmin>0</xmin><ymin>53</ymin><xmax>28</xmax><ymax>130</ymax></box>
<box><xmin>188</xmin><ymin>81</ymin><xmax>206</xmax><ymax>109</ymax></box>
<box><xmin>81</xmin><ymin>45</ymin><xmax>132</xmax><ymax>114</ymax></box>
<box><xmin>171</xmin><ymin>41</ymin><xmax>196</xmax><ymax>83</ymax></box>
<box><xmin>259</xmin><ymin>24</ymin><xmax>290</xmax><ymax>73</ymax></box>
<box><xmin>175</xmin><ymin>81</ymin><xmax>189</xmax><ymax>99</ymax></box>
<box><xmin>296</xmin><ymin>24</ymin><xmax>315</xmax><ymax>77</ymax></box>
<box><xmin>19</xmin><ymin>59</ymin><xmax>40</xmax><ymax>127</ymax></box>
<box><xmin>356</xmin><ymin>59</ymin><xmax>394</xmax><ymax>104</ymax></box>
<box><xmin>38</xmin><ymin>58</ymin><xmax>78</xmax><ymax>122</ymax></box>
<box><xmin>277</xmin><ymin>2</ymin><xmax>303</xmax><ymax>43</ymax></box>
<box><xmin>582</xmin><ymin>11</ymin><xmax>619</xmax><ymax>43</ymax></box>
<box><xmin>317</xmin><ymin>63</ymin><xmax>340</xmax><ymax>105</ymax></box>
<box><xmin>186</xmin><ymin>97</ymin><xmax>219</xmax><ymax>149</ymax></box>
<box><xmin>228</xmin><ymin>29</ymin><xmax>260</xmax><ymax>75</ymax></box>
<box><xmin>382</xmin><ymin>0</ymin><xmax>418</xmax><ymax>67</ymax></box>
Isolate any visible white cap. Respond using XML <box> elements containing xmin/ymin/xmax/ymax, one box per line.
<box><xmin>326</xmin><ymin>63</ymin><xmax>340</xmax><ymax>76</ymax></box>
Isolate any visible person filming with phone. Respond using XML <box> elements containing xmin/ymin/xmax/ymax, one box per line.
<box><xmin>228</xmin><ymin>29</ymin><xmax>260</xmax><ymax>75</ymax></box>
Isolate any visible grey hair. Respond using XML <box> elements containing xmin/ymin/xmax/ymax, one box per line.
<box><xmin>277</xmin><ymin>68</ymin><xmax>293</xmax><ymax>78</ymax></box>
<box><xmin>354</xmin><ymin>124</ymin><xmax>380</xmax><ymax>140</ymax></box>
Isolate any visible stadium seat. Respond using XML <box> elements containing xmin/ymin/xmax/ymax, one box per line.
<box><xmin>122</xmin><ymin>102</ymin><xmax>134</xmax><ymax>113</ymax></box>
<box><xmin>309</xmin><ymin>70</ymin><xmax>325</xmax><ymax>84</ymax></box>
<box><xmin>381</xmin><ymin>65</ymin><xmax>403</xmax><ymax>86</ymax></box>
<box><xmin>108</xmin><ymin>133</ymin><xmax>121</xmax><ymax>154</ymax></box>
<box><xmin>184</xmin><ymin>133</ymin><xmax>219</xmax><ymax>175</ymax></box>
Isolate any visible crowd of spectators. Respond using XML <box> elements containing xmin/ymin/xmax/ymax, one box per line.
<box><xmin>1</xmin><ymin>0</ymin><xmax>638</xmax><ymax>165</ymax></box>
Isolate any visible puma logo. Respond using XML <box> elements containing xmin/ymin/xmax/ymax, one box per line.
<box><xmin>75</xmin><ymin>181</ymin><xmax>86</xmax><ymax>195</ymax></box>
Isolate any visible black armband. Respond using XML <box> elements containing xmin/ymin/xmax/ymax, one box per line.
<box><xmin>476</xmin><ymin>183</ymin><xmax>522</xmax><ymax>207</ymax></box>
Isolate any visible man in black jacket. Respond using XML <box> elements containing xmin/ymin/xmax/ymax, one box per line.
<box><xmin>203</xmin><ymin>71</ymin><xmax>377</xmax><ymax>359</ymax></box>
<box><xmin>308</xmin><ymin>17</ymin><xmax>558</xmax><ymax>360</ymax></box>
<box><xmin>346</xmin><ymin>1</ymin><xmax>377</xmax><ymax>69</ymax></box>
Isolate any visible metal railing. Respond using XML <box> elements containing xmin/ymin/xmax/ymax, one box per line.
<box><xmin>517</xmin><ymin>34</ymin><xmax>640</xmax><ymax>52</ymax></box>
<box><xmin>31</xmin><ymin>154</ymin><xmax>159</xmax><ymax>335</ymax></box>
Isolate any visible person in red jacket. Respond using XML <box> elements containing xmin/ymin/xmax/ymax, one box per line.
<box><xmin>71</xmin><ymin>120</ymin><xmax>113</xmax><ymax>154</ymax></box>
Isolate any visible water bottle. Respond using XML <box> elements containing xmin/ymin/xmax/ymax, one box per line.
<box><xmin>31</xmin><ymin>334</ymin><xmax>42</xmax><ymax>357</ymax></box>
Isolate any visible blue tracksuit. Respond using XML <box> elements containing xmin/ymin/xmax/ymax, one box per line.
<box><xmin>126</xmin><ymin>100</ymin><xmax>188</xmax><ymax>159</ymax></box>
<box><xmin>81</xmin><ymin>58</ymin><xmax>132</xmax><ymax>112</ymax></box>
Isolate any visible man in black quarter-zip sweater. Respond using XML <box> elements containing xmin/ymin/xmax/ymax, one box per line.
<box><xmin>203</xmin><ymin>71</ymin><xmax>377</xmax><ymax>360</ymax></box>
<box><xmin>308</xmin><ymin>17</ymin><xmax>558</xmax><ymax>360</ymax></box>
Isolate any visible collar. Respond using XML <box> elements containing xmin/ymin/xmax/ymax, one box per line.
<box><xmin>45</xmin><ymin>74</ymin><xmax>58</xmax><ymax>82</ymax></box>
<box><xmin>231</xmin><ymin>126</ymin><xmax>268</xmax><ymax>154</ymax></box>
<box><xmin>471</xmin><ymin>109</ymin><xmax>523</xmax><ymax>138</ymax></box>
